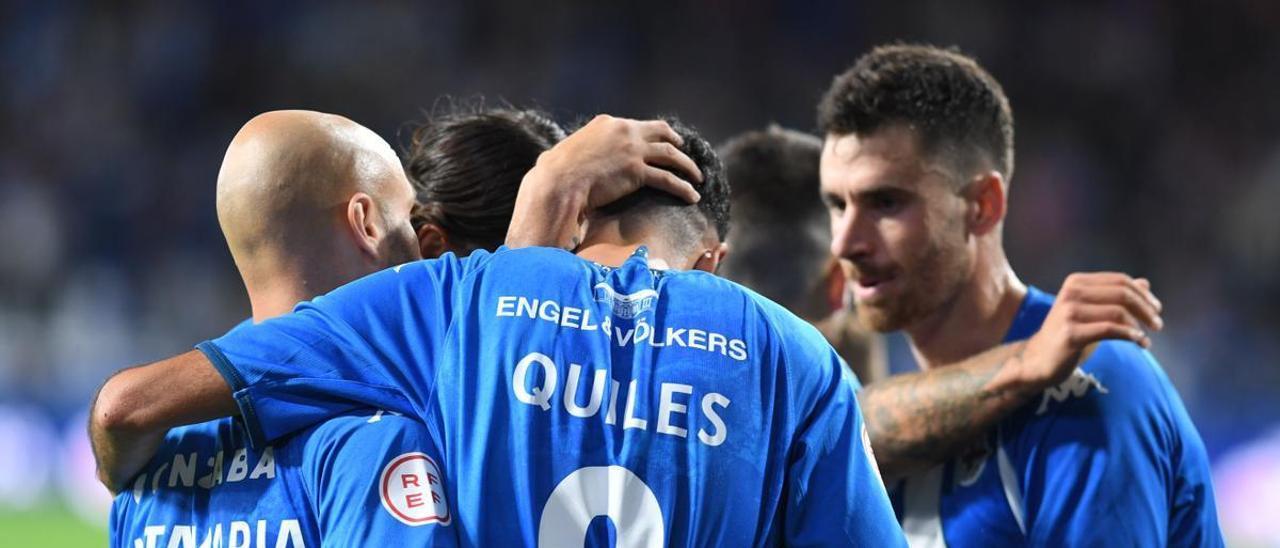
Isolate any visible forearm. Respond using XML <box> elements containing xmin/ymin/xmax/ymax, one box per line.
<box><xmin>860</xmin><ymin>342</ymin><xmax>1037</xmax><ymax>480</ymax></box>
<box><xmin>89</xmin><ymin>350</ymin><xmax>237</xmax><ymax>492</ymax></box>
<box><xmin>89</xmin><ymin>407</ymin><xmax>166</xmax><ymax>495</ymax></box>
<box><xmin>504</xmin><ymin>162</ymin><xmax>587</xmax><ymax>250</ymax></box>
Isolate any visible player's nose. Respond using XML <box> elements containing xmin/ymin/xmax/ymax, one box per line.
<box><xmin>829</xmin><ymin>206</ymin><xmax>873</xmax><ymax>261</ymax></box>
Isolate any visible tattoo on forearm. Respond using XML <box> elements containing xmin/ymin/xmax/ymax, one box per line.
<box><xmin>862</xmin><ymin>345</ymin><xmax>1026</xmax><ymax>478</ymax></box>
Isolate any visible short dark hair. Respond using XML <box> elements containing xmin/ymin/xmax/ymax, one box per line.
<box><xmin>717</xmin><ymin>126</ymin><xmax>830</xmax><ymax>319</ymax></box>
<box><xmin>818</xmin><ymin>44</ymin><xmax>1015</xmax><ymax>181</ymax></box>
<box><xmin>596</xmin><ymin>117</ymin><xmax>731</xmax><ymax>247</ymax></box>
<box><xmin>405</xmin><ymin>106</ymin><xmax>566</xmax><ymax>252</ymax></box>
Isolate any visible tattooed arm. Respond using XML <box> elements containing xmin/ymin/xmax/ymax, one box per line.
<box><xmin>861</xmin><ymin>342</ymin><xmax>1030</xmax><ymax>480</ymax></box>
<box><xmin>862</xmin><ymin>273</ymin><xmax>1164</xmax><ymax>480</ymax></box>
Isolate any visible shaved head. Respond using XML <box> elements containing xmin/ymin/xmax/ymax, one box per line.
<box><xmin>216</xmin><ymin>110</ymin><xmax>419</xmax><ymax>318</ymax></box>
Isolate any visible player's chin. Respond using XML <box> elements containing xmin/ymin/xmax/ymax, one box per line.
<box><xmin>854</xmin><ymin>303</ymin><xmax>904</xmax><ymax>333</ymax></box>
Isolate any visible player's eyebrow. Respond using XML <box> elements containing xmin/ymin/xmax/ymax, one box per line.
<box><xmin>854</xmin><ymin>183</ymin><xmax>915</xmax><ymax>197</ymax></box>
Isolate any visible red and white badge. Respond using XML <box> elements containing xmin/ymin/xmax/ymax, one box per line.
<box><xmin>380</xmin><ymin>452</ymin><xmax>450</xmax><ymax>526</ymax></box>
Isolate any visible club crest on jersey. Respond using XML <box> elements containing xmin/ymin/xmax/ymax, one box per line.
<box><xmin>594</xmin><ymin>283</ymin><xmax>658</xmax><ymax>319</ymax></box>
<box><xmin>380</xmin><ymin>452</ymin><xmax>450</xmax><ymax>527</ymax></box>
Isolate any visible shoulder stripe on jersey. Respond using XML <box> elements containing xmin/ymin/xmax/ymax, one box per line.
<box><xmin>901</xmin><ymin>465</ymin><xmax>948</xmax><ymax>547</ymax></box>
<box><xmin>996</xmin><ymin>426</ymin><xmax>1027</xmax><ymax>535</ymax></box>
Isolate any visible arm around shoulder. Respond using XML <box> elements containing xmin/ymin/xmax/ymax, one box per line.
<box><xmin>90</xmin><ymin>349</ymin><xmax>237</xmax><ymax>493</ymax></box>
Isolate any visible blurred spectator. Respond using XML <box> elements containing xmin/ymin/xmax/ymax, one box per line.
<box><xmin>718</xmin><ymin>125</ymin><xmax>887</xmax><ymax>383</ymax></box>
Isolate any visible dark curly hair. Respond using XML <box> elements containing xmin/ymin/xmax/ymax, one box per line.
<box><xmin>404</xmin><ymin>106</ymin><xmax>566</xmax><ymax>252</ymax></box>
<box><xmin>818</xmin><ymin>44</ymin><xmax>1015</xmax><ymax>182</ymax></box>
<box><xmin>595</xmin><ymin>117</ymin><xmax>731</xmax><ymax>247</ymax></box>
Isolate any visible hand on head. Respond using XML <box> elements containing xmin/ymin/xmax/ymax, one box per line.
<box><xmin>505</xmin><ymin>115</ymin><xmax>703</xmax><ymax>251</ymax></box>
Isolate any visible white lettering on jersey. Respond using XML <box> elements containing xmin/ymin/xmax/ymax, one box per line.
<box><xmin>697</xmin><ymin>393</ymin><xmax>730</xmax><ymax>447</ymax></box>
<box><xmin>513</xmin><ymin>352</ymin><xmax>558</xmax><ymax>411</ymax></box>
<box><xmin>1036</xmin><ymin>368</ymin><xmax>1109</xmax><ymax>415</ymax></box>
<box><xmin>131</xmin><ymin>520</ymin><xmax>301</xmax><ymax>548</ymax></box>
<box><xmin>510</xmin><ymin>351</ymin><xmax>732</xmax><ymax>447</ymax></box>
<box><xmin>656</xmin><ymin>384</ymin><xmax>693</xmax><ymax>438</ymax></box>
<box><xmin>249</xmin><ymin>447</ymin><xmax>276</xmax><ymax>480</ymax></box>
<box><xmin>275</xmin><ymin>520</ymin><xmax>304</xmax><ymax>548</ymax></box>
<box><xmin>623</xmin><ymin>380</ymin><xmax>648</xmax><ymax>430</ymax></box>
<box><xmin>380</xmin><ymin>452</ymin><xmax>450</xmax><ymax>526</ymax></box>
<box><xmin>564</xmin><ymin>363</ymin><xmax>607</xmax><ymax>417</ymax></box>
<box><xmin>133</xmin><ymin>444</ymin><xmax>278</xmax><ymax>500</ymax></box>
<box><xmin>226</xmin><ymin>449</ymin><xmax>250</xmax><ymax>482</ymax></box>
<box><xmin>170</xmin><ymin>453</ymin><xmax>197</xmax><ymax>488</ymax></box>
<box><xmin>166</xmin><ymin>525</ymin><xmax>195</xmax><ymax>547</ymax></box>
<box><xmin>228</xmin><ymin>521</ymin><xmax>249</xmax><ymax>548</ymax></box>
<box><xmin>495</xmin><ymin>296</ymin><xmax>749</xmax><ymax>361</ymax></box>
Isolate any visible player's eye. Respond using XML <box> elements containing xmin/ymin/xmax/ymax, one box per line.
<box><xmin>866</xmin><ymin>191</ymin><xmax>907</xmax><ymax>215</ymax></box>
<box><xmin>822</xmin><ymin>193</ymin><xmax>846</xmax><ymax>213</ymax></box>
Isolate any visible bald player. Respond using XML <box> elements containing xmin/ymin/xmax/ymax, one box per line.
<box><xmin>101</xmin><ymin>110</ymin><xmax>453</xmax><ymax>548</ymax></box>
<box><xmin>95</xmin><ymin>111</ymin><xmax>706</xmax><ymax>547</ymax></box>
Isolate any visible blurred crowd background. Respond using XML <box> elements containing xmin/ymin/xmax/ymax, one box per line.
<box><xmin>1</xmin><ymin>0</ymin><xmax>1277</xmax><ymax>545</ymax></box>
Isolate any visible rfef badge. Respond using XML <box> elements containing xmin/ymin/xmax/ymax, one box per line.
<box><xmin>380</xmin><ymin>452</ymin><xmax>450</xmax><ymax>526</ymax></box>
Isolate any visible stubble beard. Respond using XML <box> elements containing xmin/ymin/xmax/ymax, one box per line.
<box><xmin>854</xmin><ymin>233</ymin><xmax>971</xmax><ymax>334</ymax></box>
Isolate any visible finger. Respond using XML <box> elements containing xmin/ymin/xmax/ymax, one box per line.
<box><xmin>641</xmin><ymin>165</ymin><xmax>700</xmax><ymax>203</ymax></box>
<box><xmin>1074</xmin><ymin>286</ymin><xmax>1163</xmax><ymax>330</ymax></box>
<box><xmin>1069</xmin><ymin>303</ymin><xmax>1145</xmax><ymax>331</ymax></box>
<box><xmin>1064</xmin><ymin>272</ymin><xmax>1134</xmax><ymax>287</ymax></box>
<box><xmin>635</xmin><ymin>120</ymin><xmax>684</xmax><ymax>147</ymax></box>
<box><xmin>1070</xmin><ymin>322</ymin><xmax>1151</xmax><ymax>349</ymax></box>
<box><xmin>645</xmin><ymin>142</ymin><xmax>703</xmax><ymax>183</ymax></box>
<box><xmin>1133</xmin><ymin>278</ymin><xmax>1162</xmax><ymax>312</ymax></box>
<box><xmin>1064</xmin><ymin>272</ymin><xmax>1162</xmax><ymax>314</ymax></box>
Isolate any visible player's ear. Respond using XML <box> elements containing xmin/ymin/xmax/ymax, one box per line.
<box><xmin>416</xmin><ymin>223</ymin><xmax>451</xmax><ymax>259</ymax></box>
<box><xmin>964</xmin><ymin>171</ymin><xmax>1006</xmax><ymax>236</ymax></box>
<box><xmin>346</xmin><ymin>192</ymin><xmax>383</xmax><ymax>261</ymax></box>
<box><xmin>693</xmin><ymin>242</ymin><xmax>730</xmax><ymax>274</ymax></box>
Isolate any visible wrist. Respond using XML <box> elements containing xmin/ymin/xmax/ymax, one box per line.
<box><xmin>985</xmin><ymin>342</ymin><xmax>1044</xmax><ymax>400</ymax></box>
<box><xmin>508</xmin><ymin>166</ymin><xmax>587</xmax><ymax>249</ymax></box>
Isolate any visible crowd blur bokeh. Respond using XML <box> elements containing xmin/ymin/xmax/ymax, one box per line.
<box><xmin>1</xmin><ymin>1</ymin><xmax>1277</xmax><ymax>544</ymax></box>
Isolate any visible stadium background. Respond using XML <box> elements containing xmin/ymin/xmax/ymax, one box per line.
<box><xmin>1</xmin><ymin>1</ymin><xmax>1276</xmax><ymax>545</ymax></box>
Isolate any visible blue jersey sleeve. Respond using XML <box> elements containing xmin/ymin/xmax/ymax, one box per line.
<box><xmin>780</xmin><ymin>332</ymin><xmax>905</xmax><ymax>546</ymax></box>
<box><xmin>200</xmin><ymin>253</ymin><xmax>484</xmax><ymax>446</ymax></box>
<box><xmin>1017</xmin><ymin>341</ymin><xmax>1223</xmax><ymax>547</ymax></box>
<box><xmin>298</xmin><ymin>411</ymin><xmax>457</xmax><ymax>547</ymax></box>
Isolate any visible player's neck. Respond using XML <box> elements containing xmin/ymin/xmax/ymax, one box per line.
<box><xmin>248</xmin><ymin>288</ymin><xmax>309</xmax><ymax>323</ymax></box>
<box><xmin>576</xmin><ymin>242</ymin><xmax>681</xmax><ymax>270</ymax></box>
<box><xmin>575</xmin><ymin>224</ymin><xmax>688</xmax><ymax>270</ymax></box>
<box><xmin>244</xmin><ymin>266</ymin><xmax>345</xmax><ymax>323</ymax></box>
<box><xmin>905</xmin><ymin>254</ymin><xmax>1026</xmax><ymax>370</ymax></box>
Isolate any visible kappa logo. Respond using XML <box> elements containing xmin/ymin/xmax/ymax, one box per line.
<box><xmin>1036</xmin><ymin>368</ymin><xmax>1109</xmax><ymax>415</ymax></box>
<box><xmin>380</xmin><ymin>452</ymin><xmax>450</xmax><ymax>527</ymax></box>
<box><xmin>593</xmin><ymin>283</ymin><xmax>658</xmax><ymax>319</ymax></box>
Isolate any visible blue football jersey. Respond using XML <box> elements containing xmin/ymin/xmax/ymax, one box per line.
<box><xmin>891</xmin><ymin>286</ymin><xmax>1223</xmax><ymax>547</ymax></box>
<box><xmin>110</xmin><ymin>409</ymin><xmax>457</xmax><ymax>548</ymax></box>
<box><xmin>200</xmin><ymin>246</ymin><xmax>905</xmax><ymax>547</ymax></box>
